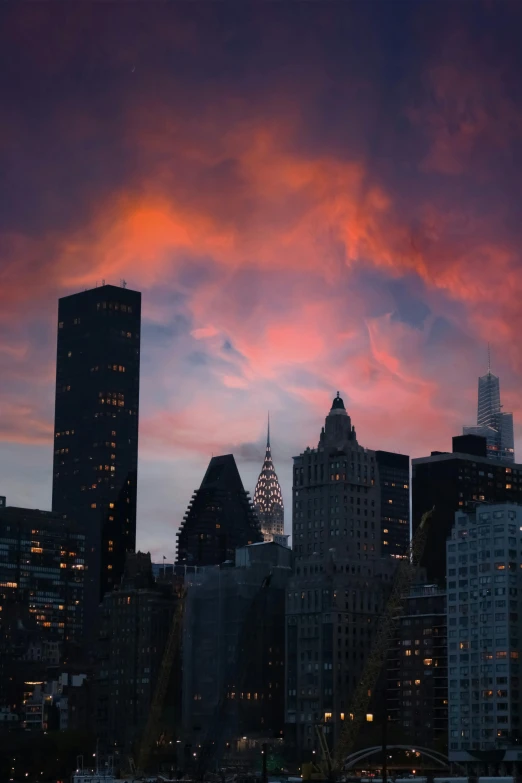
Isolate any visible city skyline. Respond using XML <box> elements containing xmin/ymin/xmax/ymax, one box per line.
<box><xmin>2</xmin><ymin>2</ymin><xmax>522</xmax><ymax>560</ymax></box>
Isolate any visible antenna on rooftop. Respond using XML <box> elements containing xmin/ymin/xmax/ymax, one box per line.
<box><xmin>487</xmin><ymin>343</ymin><xmax>491</xmax><ymax>374</ymax></box>
<box><xmin>121</xmin><ymin>279</ymin><xmax>127</xmax><ymax>289</ymax></box>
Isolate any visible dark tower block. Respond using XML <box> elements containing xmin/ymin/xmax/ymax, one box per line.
<box><xmin>51</xmin><ymin>284</ymin><xmax>141</xmax><ymax>630</ymax></box>
<box><xmin>375</xmin><ymin>450</ymin><xmax>410</xmax><ymax>560</ymax></box>
<box><xmin>176</xmin><ymin>454</ymin><xmax>262</xmax><ymax>566</ymax></box>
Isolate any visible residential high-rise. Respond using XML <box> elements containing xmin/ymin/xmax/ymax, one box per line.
<box><xmin>176</xmin><ymin>454</ymin><xmax>262</xmax><ymax>566</ymax></box>
<box><xmin>463</xmin><ymin>358</ymin><xmax>515</xmax><ymax>463</ymax></box>
<box><xmin>387</xmin><ymin>583</ymin><xmax>447</xmax><ymax>750</ymax></box>
<box><xmin>286</xmin><ymin>393</ymin><xmax>395</xmax><ymax>753</ymax></box>
<box><xmin>375</xmin><ymin>451</ymin><xmax>410</xmax><ymax>560</ymax></box>
<box><xmin>412</xmin><ymin>435</ymin><xmax>522</xmax><ymax>584</ymax></box>
<box><xmin>0</xmin><ymin>506</ymin><xmax>86</xmax><ymax>648</ymax></box>
<box><xmin>253</xmin><ymin>417</ymin><xmax>285</xmax><ymax>542</ymax></box>
<box><xmin>447</xmin><ymin>504</ymin><xmax>522</xmax><ymax>767</ymax></box>
<box><xmin>51</xmin><ymin>283</ymin><xmax>141</xmax><ymax>624</ymax></box>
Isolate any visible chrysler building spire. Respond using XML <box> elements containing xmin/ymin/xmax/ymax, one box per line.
<box><xmin>253</xmin><ymin>415</ymin><xmax>285</xmax><ymax>542</ymax></box>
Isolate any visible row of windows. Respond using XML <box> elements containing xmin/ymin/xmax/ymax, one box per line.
<box><xmin>96</xmin><ymin>301</ymin><xmax>133</xmax><ymax>313</ymax></box>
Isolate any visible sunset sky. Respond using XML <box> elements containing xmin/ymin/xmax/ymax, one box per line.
<box><xmin>2</xmin><ymin>1</ymin><xmax>522</xmax><ymax>560</ymax></box>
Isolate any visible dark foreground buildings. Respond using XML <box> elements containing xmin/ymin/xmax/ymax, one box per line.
<box><xmin>176</xmin><ymin>454</ymin><xmax>262</xmax><ymax>566</ymax></box>
<box><xmin>97</xmin><ymin>552</ymin><xmax>180</xmax><ymax>758</ymax></box>
<box><xmin>182</xmin><ymin>542</ymin><xmax>291</xmax><ymax>758</ymax></box>
<box><xmin>0</xmin><ymin>505</ymin><xmax>85</xmax><ymax>647</ymax></box>
<box><xmin>0</xmin><ymin>504</ymin><xmax>86</xmax><ymax>715</ymax></box>
<box><xmin>413</xmin><ymin>434</ymin><xmax>522</xmax><ymax>583</ymax></box>
<box><xmin>51</xmin><ymin>283</ymin><xmax>141</xmax><ymax>626</ymax></box>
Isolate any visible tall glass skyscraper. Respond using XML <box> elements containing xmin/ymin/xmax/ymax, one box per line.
<box><xmin>463</xmin><ymin>363</ymin><xmax>515</xmax><ymax>463</ymax></box>
<box><xmin>52</xmin><ymin>283</ymin><xmax>141</xmax><ymax>629</ymax></box>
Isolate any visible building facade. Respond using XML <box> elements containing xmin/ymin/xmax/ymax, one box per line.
<box><xmin>253</xmin><ymin>418</ymin><xmax>285</xmax><ymax>542</ymax></box>
<box><xmin>447</xmin><ymin>505</ymin><xmax>522</xmax><ymax>764</ymax></box>
<box><xmin>0</xmin><ymin>506</ymin><xmax>85</xmax><ymax>648</ymax></box>
<box><xmin>97</xmin><ymin>552</ymin><xmax>179</xmax><ymax>757</ymax></box>
<box><xmin>182</xmin><ymin>542</ymin><xmax>291</xmax><ymax>761</ymax></box>
<box><xmin>51</xmin><ymin>283</ymin><xmax>141</xmax><ymax>624</ymax></box>
<box><xmin>375</xmin><ymin>451</ymin><xmax>410</xmax><ymax>560</ymax></box>
<box><xmin>387</xmin><ymin>583</ymin><xmax>447</xmax><ymax>750</ymax></box>
<box><xmin>286</xmin><ymin>393</ymin><xmax>395</xmax><ymax>753</ymax></box>
<box><xmin>412</xmin><ymin>436</ymin><xmax>522</xmax><ymax>584</ymax></box>
<box><xmin>463</xmin><ymin>364</ymin><xmax>515</xmax><ymax>463</ymax></box>
<box><xmin>176</xmin><ymin>454</ymin><xmax>262</xmax><ymax>566</ymax></box>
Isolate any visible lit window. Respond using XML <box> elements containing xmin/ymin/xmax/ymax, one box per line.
<box><xmin>388</xmin><ymin>499</ymin><xmax>393</xmax><ymax>504</ymax></box>
<box><xmin>324</xmin><ymin>712</ymin><xmax>332</xmax><ymax>721</ymax></box>
<box><xmin>109</xmin><ymin>502</ymin><xmax>114</xmax><ymax>509</ymax></box>
<box><xmin>423</xmin><ymin>658</ymin><xmax>433</xmax><ymax>666</ymax></box>
<box><xmin>366</xmin><ymin>714</ymin><xmax>373</xmax><ymax>722</ymax></box>
<box><xmin>91</xmin><ymin>503</ymin><xmax>97</xmax><ymax>509</ymax></box>
<box><xmin>107</xmin><ymin>565</ymin><xmax>112</xmax><ymax>570</ymax></box>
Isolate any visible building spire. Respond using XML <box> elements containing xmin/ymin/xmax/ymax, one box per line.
<box><xmin>487</xmin><ymin>343</ymin><xmax>491</xmax><ymax>375</ymax></box>
<box><xmin>254</xmin><ymin>414</ymin><xmax>284</xmax><ymax>541</ymax></box>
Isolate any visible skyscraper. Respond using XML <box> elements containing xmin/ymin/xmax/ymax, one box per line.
<box><xmin>375</xmin><ymin>450</ymin><xmax>410</xmax><ymax>560</ymax></box>
<box><xmin>253</xmin><ymin>416</ymin><xmax>285</xmax><ymax>542</ymax></box>
<box><xmin>51</xmin><ymin>283</ymin><xmax>141</xmax><ymax>626</ymax></box>
<box><xmin>412</xmin><ymin>434</ymin><xmax>522</xmax><ymax>583</ymax></box>
<box><xmin>286</xmin><ymin>393</ymin><xmax>395</xmax><ymax>753</ymax></box>
<box><xmin>176</xmin><ymin>454</ymin><xmax>262</xmax><ymax>566</ymax></box>
<box><xmin>463</xmin><ymin>355</ymin><xmax>515</xmax><ymax>463</ymax></box>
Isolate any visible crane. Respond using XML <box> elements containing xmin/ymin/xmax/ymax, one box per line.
<box><xmin>136</xmin><ymin>586</ymin><xmax>186</xmax><ymax>775</ymax></box>
<box><xmin>309</xmin><ymin>507</ymin><xmax>434</xmax><ymax>782</ymax></box>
